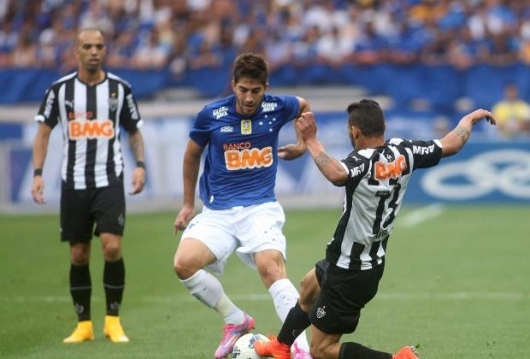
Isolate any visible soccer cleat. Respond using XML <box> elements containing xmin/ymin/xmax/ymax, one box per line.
<box><xmin>63</xmin><ymin>320</ymin><xmax>95</xmax><ymax>343</ymax></box>
<box><xmin>393</xmin><ymin>345</ymin><xmax>420</xmax><ymax>359</ymax></box>
<box><xmin>292</xmin><ymin>341</ymin><xmax>312</xmax><ymax>359</ymax></box>
<box><xmin>214</xmin><ymin>313</ymin><xmax>255</xmax><ymax>359</ymax></box>
<box><xmin>104</xmin><ymin>315</ymin><xmax>129</xmax><ymax>343</ymax></box>
<box><xmin>254</xmin><ymin>335</ymin><xmax>291</xmax><ymax>359</ymax></box>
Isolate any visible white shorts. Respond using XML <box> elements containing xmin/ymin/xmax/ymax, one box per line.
<box><xmin>180</xmin><ymin>201</ymin><xmax>287</xmax><ymax>274</ymax></box>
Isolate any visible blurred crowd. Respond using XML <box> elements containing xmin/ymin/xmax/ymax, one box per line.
<box><xmin>1</xmin><ymin>0</ymin><xmax>530</xmax><ymax>79</ymax></box>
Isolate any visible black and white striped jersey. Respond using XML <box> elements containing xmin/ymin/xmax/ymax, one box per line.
<box><xmin>326</xmin><ymin>138</ymin><xmax>443</xmax><ymax>271</ymax></box>
<box><xmin>35</xmin><ymin>72</ymin><xmax>143</xmax><ymax>190</ymax></box>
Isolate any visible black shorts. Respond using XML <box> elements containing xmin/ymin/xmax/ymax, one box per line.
<box><xmin>60</xmin><ymin>181</ymin><xmax>125</xmax><ymax>242</ymax></box>
<box><xmin>309</xmin><ymin>259</ymin><xmax>385</xmax><ymax>334</ymax></box>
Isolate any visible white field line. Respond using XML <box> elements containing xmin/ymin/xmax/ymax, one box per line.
<box><xmin>401</xmin><ymin>203</ymin><xmax>445</xmax><ymax>227</ymax></box>
<box><xmin>2</xmin><ymin>292</ymin><xmax>527</xmax><ymax>304</ymax></box>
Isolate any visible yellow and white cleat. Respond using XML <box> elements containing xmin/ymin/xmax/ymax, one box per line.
<box><xmin>63</xmin><ymin>321</ymin><xmax>95</xmax><ymax>343</ymax></box>
<box><xmin>104</xmin><ymin>315</ymin><xmax>129</xmax><ymax>343</ymax></box>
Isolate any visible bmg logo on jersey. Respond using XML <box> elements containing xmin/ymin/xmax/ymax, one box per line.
<box><xmin>375</xmin><ymin>155</ymin><xmax>407</xmax><ymax>180</ymax></box>
<box><xmin>223</xmin><ymin>142</ymin><xmax>273</xmax><ymax>170</ymax></box>
<box><xmin>69</xmin><ymin>119</ymin><xmax>115</xmax><ymax>140</ymax></box>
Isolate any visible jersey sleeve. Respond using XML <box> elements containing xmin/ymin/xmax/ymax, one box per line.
<box><xmin>120</xmin><ymin>83</ymin><xmax>144</xmax><ymax>132</ymax></box>
<box><xmin>281</xmin><ymin>95</ymin><xmax>301</xmax><ymax>123</ymax></box>
<box><xmin>189</xmin><ymin>107</ymin><xmax>212</xmax><ymax>148</ymax></box>
<box><xmin>34</xmin><ymin>85</ymin><xmax>59</xmax><ymax>129</ymax></box>
<box><xmin>341</xmin><ymin>151</ymin><xmax>370</xmax><ymax>188</ymax></box>
<box><xmin>389</xmin><ymin>138</ymin><xmax>442</xmax><ymax>170</ymax></box>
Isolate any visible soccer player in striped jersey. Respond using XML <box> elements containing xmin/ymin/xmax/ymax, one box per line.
<box><xmin>173</xmin><ymin>52</ymin><xmax>312</xmax><ymax>359</ymax></box>
<box><xmin>255</xmin><ymin>100</ymin><xmax>496</xmax><ymax>359</ymax></box>
<box><xmin>31</xmin><ymin>28</ymin><xmax>146</xmax><ymax>343</ymax></box>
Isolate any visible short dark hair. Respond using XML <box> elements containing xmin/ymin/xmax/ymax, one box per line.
<box><xmin>346</xmin><ymin>99</ymin><xmax>386</xmax><ymax>137</ymax></box>
<box><xmin>76</xmin><ymin>27</ymin><xmax>106</xmax><ymax>45</ymax></box>
<box><xmin>233</xmin><ymin>52</ymin><xmax>269</xmax><ymax>85</ymax></box>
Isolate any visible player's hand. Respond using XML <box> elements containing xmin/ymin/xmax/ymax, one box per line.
<box><xmin>278</xmin><ymin>143</ymin><xmax>305</xmax><ymax>160</ymax></box>
<box><xmin>174</xmin><ymin>204</ymin><xmax>195</xmax><ymax>236</ymax></box>
<box><xmin>296</xmin><ymin>112</ymin><xmax>318</xmax><ymax>141</ymax></box>
<box><xmin>464</xmin><ymin>109</ymin><xmax>496</xmax><ymax>126</ymax></box>
<box><xmin>31</xmin><ymin>176</ymin><xmax>46</xmax><ymax>204</ymax></box>
<box><xmin>129</xmin><ymin>167</ymin><xmax>145</xmax><ymax>195</ymax></box>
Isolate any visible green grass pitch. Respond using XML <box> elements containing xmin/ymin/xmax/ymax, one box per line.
<box><xmin>1</xmin><ymin>206</ymin><xmax>529</xmax><ymax>358</ymax></box>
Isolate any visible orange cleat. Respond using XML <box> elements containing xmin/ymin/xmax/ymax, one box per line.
<box><xmin>254</xmin><ymin>335</ymin><xmax>291</xmax><ymax>359</ymax></box>
<box><xmin>393</xmin><ymin>345</ymin><xmax>420</xmax><ymax>359</ymax></box>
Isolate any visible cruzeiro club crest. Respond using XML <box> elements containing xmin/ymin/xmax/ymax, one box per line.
<box><xmin>109</xmin><ymin>93</ymin><xmax>118</xmax><ymax>112</ymax></box>
<box><xmin>241</xmin><ymin>119</ymin><xmax>252</xmax><ymax>135</ymax></box>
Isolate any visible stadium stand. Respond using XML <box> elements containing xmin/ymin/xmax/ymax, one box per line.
<box><xmin>2</xmin><ymin>0</ymin><xmax>530</xmax><ymax>212</ymax></box>
<box><xmin>0</xmin><ymin>0</ymin><xmax>529</xmax><ymax>113</ymax></box>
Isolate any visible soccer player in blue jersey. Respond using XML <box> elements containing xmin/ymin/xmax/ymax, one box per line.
<box><xmin>173</xmin><ymin>52</ymin><xmax>312</xmax><ymax>359</ymax></box>
<box><xmin>254</xmin><ymin>100</ymin><xmax>496</xmax><ymax>359</ymax></box>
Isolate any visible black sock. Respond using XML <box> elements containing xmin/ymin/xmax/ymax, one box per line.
<box><xmin>339</xmin><ymin>342</ymin><xmax>393</xmax><ymax>359</ymax></box>
<box><xmin>70</xmin><ymin>264</ymin><xmax>92</xmax><ymax>322</ymax></box>
<box><xmin>104</xmin><ymin>258</ymin><xmax>125</xmax><ymax>316</ymax></box>
<box><xmin>278</xmin><ymin>302</ymin><xmax>311</xmax><ymax>346</ymax></box>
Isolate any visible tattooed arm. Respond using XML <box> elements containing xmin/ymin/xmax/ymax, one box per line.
<box><xmin>128</xmin><ymin>129</ymin><xmax>145</xmax><ymax>163</ymax></box>
<box><xmin>128</xmin><ymin>129</ymin><xmax>146</xmax><ymax>195</ymax></box>
<box><xmin>311</xmin><ymin>148</ymin><xmax>348</xmax><ymax>186</ymax></box>
<box><xmin>296</xmin><ymin>112</ymin><xmax>349</xmax><ymax>186</ymax></box>
<box><xmin>440</xmin><ymin>109</ymin><xmax>496</xmax><ymax>158</ymax></box>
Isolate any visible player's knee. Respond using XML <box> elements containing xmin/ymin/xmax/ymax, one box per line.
<box><xmin>174</xmin><ymin>254</ymin><xmax>201</xmax><ymax>279</ymax></box>
<box><xmin>70</xmin><ymin>243</ymin><xmax>90</xmax><ymax>265</ymax></box>
<box><xmin>173</xmin><ymin>258</ymin><xmax>189</xmax><ymax>279</ymax></box>
<box><xmin>309</xmin><ymin>342</ymin><xmax>332</xmax><ymax>359</ymax></box>
<box><xmin>299</xmin><ymin>271</ymin><xmax>319</xmax><ymax>307</ymax></box>
<box><xmin>102</xmin><ymin>244</ymin><xmax>121</xmax><ymax>261</ymax></box>
<box><xmin>173</xmin><ymin>239</ymin><xmax>214</xmax><ymax>279</ymax></box>
<box><xmin>257</xmin><ymin>263</ymin><xmax>286</xmax><ymax>286</ymax></box>
<box><xmin>100</xmin><ymin>233</ymin><xmax>122</xmax><ymax>261</ymax></box>
<box><xmin>255</xmin><ymin>250</ymin><xmax>286</xmax><ymax>282</ymax></box>
<box><xmin>309</xmin><ymin>344</ymin><xmax>323</xmax><ymax>359</ymax></box>
<box><xmin>298</xmin><ymin>291</ymin><xmax>315</xmax><ymax>311</ymax></box>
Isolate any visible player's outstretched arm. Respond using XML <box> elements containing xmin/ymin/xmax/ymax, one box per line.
<box><xmin>440</xmin><ymin>109</ymin><xmax>496</xmax><ymax>158</ymax></box>
<box><xmin>296</xmin><ymin>112</ymin><xmax>348</xmax><ymax>186</ymax></box>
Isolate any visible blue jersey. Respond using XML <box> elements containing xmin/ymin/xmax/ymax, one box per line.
<box><xmin>190</xmin><ymin>94</ymin><xmax>300</xmax><ymax>209</ymax></box>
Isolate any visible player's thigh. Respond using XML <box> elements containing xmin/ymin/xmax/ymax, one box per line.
<box><xmin>92</xmin><ymin>182</ymin><xmax>125</xmax><ymax>237</ymax></box>
<box><xmin>60</xmin><ymin>187</ymin><xmax>94</xmax><ymax>242</ymax></box>
<box><xmin>237</xmin><ymin>202</ymin><xmax>287</xmax><ymax>260</ymax></box>
<box><xmin>299</xmin><ymin>267</ymin><xmax>320</xmax><ymax>310</ymax></box>
<box><xmin>179</xmin><ymin>208</ymin><xmax>238</xmax><ymax>274</ymax></box>
<box><xmin>309</xmin><ymin>263</ymin><xmax>384</xmax><ymax>334</ymax></box>
<box><xmin>174</xmin><ymin>238</ymin><xmax>217</xmax><ymax>273</ymax></box>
